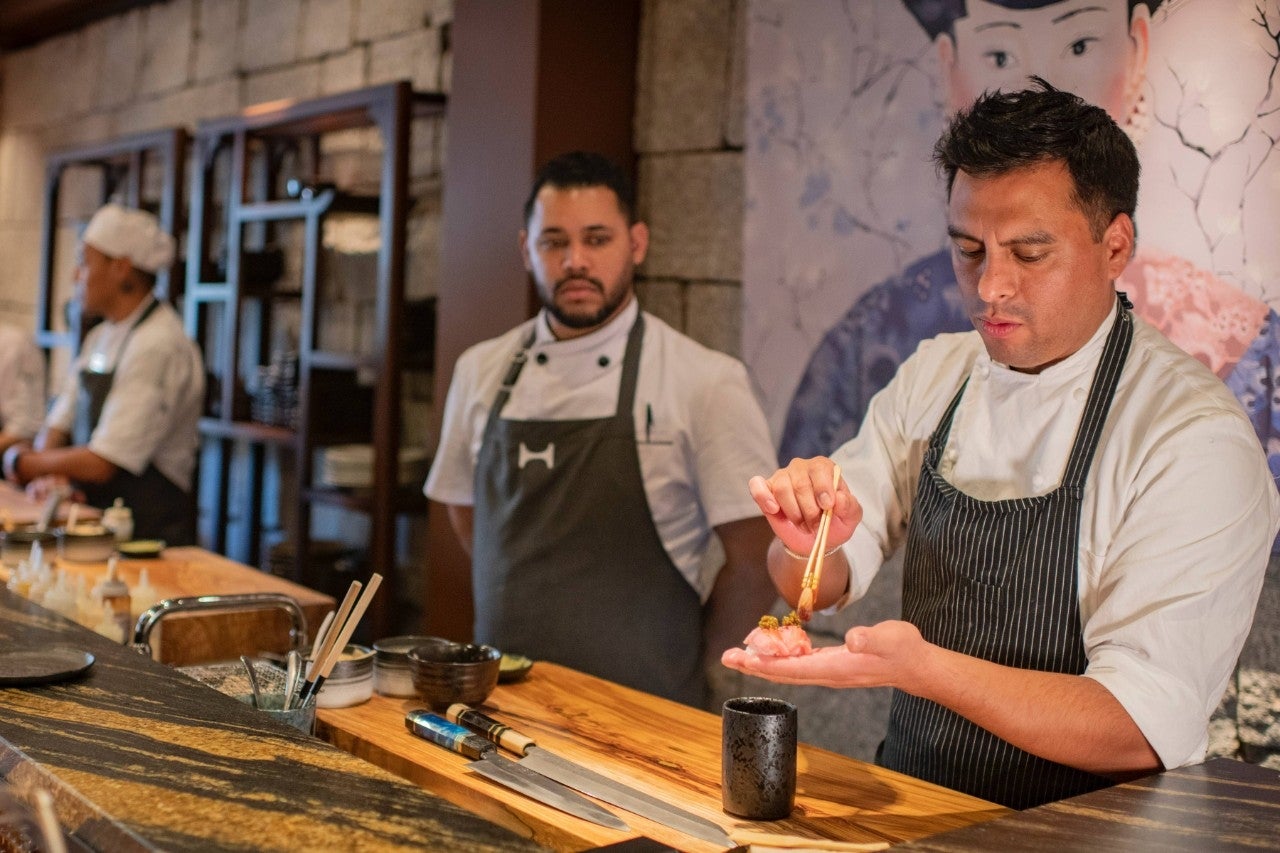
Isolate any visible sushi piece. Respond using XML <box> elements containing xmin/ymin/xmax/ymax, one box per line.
<box><xmin>742</xmin><ymin>612</ymin><xmax>812</xmax><ymax>657</ymax></box>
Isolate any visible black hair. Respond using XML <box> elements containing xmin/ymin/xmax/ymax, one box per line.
<box><xmin>933</xmin><ymin>78</ymin><xmax>1140</xmax><ymax>242</ymax></box>
<box><xmin>902</xmin><ymin>0</ymin><xmax>1165</xmax><ymax>41</ymax></box>
<box><xmin>523</xmin><ymin>151</ymin><xmax>636</xmax><ymax>225</ymax></box>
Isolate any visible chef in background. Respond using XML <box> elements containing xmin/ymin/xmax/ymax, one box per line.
<box><xmin>3</xmin><ymin>204</ymin><xmax>204</xmax><ymax>545</ymax></box>
<box><xmin>426</xmin><ymin>151</ymin><xmax>778</xmax><ymax>706</ymax></box>
<box><xmin>0</xmin><ymin>324</ymin><xmax>44</xmax><ymax>453</ymax></box>
<box><xmin>725</xmin><ymin>83</ymin><xmax>1280</xmax><ymax>809</ymax></box>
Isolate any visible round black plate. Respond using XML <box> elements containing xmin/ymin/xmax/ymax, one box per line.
<box><xmin>0</xmin><ymin>647</ymin><xmax>95</xmax><ymax>686</ymax></box>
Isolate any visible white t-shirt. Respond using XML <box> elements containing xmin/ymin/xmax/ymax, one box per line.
<box><xmin>0</xmin><ymin>324</ymin><xmax>45</xmax><ymax>439</ymax></box>
<box><xmin>47</xmin><ymin>298</ymin><xmax>204</xmax><ymax>492</ymax></box>
<box><xmin>833</xmin><ymin>308</ymin><xmax>1280</xmax><ymax>771</ymax></box>
<box><xmin>425</xmin><ymin>299</ymin><xmax>776</xmax><ymax>600</ymax></box>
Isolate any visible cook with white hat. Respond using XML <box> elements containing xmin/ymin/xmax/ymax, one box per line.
<box><xmin>3</xmin><ymin>204</ymin><xmax>205</xmax><ymax>545</ymax></box>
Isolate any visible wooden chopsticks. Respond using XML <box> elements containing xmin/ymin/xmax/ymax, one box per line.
<box><xmin>296</xmin><ymin>572</ymin><xmax>383</xmax><ymax>708</ymax></box>
<box><xmin>796</xmin><ymin>464</ymin><xmax>841</xmax><ymax>622</ymax></box>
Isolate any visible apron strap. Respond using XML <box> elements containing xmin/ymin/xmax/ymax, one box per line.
<box><xmin>614</xmin><ymin>313</ymin><xmax>645</xmax><ymax>418</ymax></box>
<box><xmin>488</xmin><ymin>327</ymin><xmax>538</xmax><ymax>423</ymax></box>
<box><xmin>1060</xmin><ymin>296</ymin><xmax>1133</xmax><ymax>489</ymax></box>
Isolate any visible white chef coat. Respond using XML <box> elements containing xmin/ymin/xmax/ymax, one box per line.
<box><xmin>0</xmin><ymin>324</ymin><xmax>45</xmax><ymax>439</ymax></box>
<box><xmin>833</xmin><ymin>307</ymin><xmax>1280</xmax><ymax>771</ymax></box>
<box><xmin>46</xmin><ymin>297</ymin><xmax>204</xmax><ymax>492</ymax></box>
<box><xmin>425</xmin><ymin>299</ymin><xmax>776</xmax><ymax>600</ymax></box>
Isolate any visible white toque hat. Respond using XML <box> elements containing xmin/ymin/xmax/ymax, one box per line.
<box><xmin>82</xmin><ymin>203</ymin><xmax>176</xmax><ymax>274</ymax></box>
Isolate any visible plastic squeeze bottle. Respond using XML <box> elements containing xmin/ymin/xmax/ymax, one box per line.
<box><xmin>130</xmin><ymin>567</ymin><xmax>159</xmax><ymax>620</ymax></box>
<box><xmin>102</xmin><ymin>498</ymin><xmax>134</xmax><ymax>543</ymax></box>
<box><xmin>91</xmin><ymin>557</ymin><xmax>131</xmax><ymax>643</ymax></box>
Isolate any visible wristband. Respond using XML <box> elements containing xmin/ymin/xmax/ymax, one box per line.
<box><xmin>781</xmin><ymin>542</ymin><xmax>840</xmax><ymax>561</ymax></box>
<box><xmin>2</xmin><ymin>445</ymin><xmax>25</xmax><ymax>484</ymax></box>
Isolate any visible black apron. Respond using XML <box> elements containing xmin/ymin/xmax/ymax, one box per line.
<box><xmin>472</xmin><ymin>313</ymin><xmax>706</xmax><ymax>706</ymax></box>
<box><xmin>879</xmin><ymin>297</ymin><xmax>1133</xmax><ymax>809</ymax></box>
<box><xmin>74</xmin><ymin>298</ymin><xmax>193</xmax><ymax>545</ymax></box>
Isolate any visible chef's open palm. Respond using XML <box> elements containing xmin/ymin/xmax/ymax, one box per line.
<box><xmin>721</xmin><ymin>620</ymin><xmax>926</xmax><ymax>690</ymax></box>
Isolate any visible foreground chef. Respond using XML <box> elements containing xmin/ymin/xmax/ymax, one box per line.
<box><xmin>427</xmin><ymin>151</ymin><xmax>777</xmax><ymax>706</ymax></box>
<box><xmin>3</xmin><ymin>204</ymin><xmax>204</xmax><ymax>544</ymax></box>
<box><xmin>724</xmin><ymin>82</ymin><xmax>1280</xmax><ymax>809</ymax></box>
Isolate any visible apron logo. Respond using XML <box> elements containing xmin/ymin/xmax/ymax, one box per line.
<box><xmin>517</xmin><ymin>442</ymin><xmax>555</xmax><ymax>470</ymax></box>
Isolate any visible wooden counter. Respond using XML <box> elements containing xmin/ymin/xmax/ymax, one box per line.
<box><xmin>316</xmin><ymin>662</ymin><xmax>1009</xmax><ymax>852</ymax></box>
<box><xmin>0</xmin><ymin>482</ymin><xmax>333</xmax><ymax>665</ymax></box>
<box><xmin>0</xmin><ymin>587</ymin><xmax>541</xmax><ymax>852</ymax></box>
<box><xmin>2</xmin><ymin>546</ymin><xmax>334</xmax><ymax>665</ymax></box>
<box><xmin>0</xmin><ymin>481</ymin><xmax>95</xmax><ymax>528</ymax></box>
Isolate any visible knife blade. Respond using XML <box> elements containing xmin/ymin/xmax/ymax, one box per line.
<box><xmin>405</xmin><ymin>710</ymin><xmax>629</xmax><ymax>832</ymax></box>
<box><xmin>447</xmin><ymin>703</ymin><xmax>734</xmax><ymax>849</ymax></box>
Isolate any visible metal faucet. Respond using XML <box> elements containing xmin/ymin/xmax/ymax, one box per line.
<box><xmin>131</xmin><ymin>593</ymin><xmax>308</xmax><ymax>658</ymax></box>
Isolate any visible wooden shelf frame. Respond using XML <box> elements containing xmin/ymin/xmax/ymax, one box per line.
<box><xmin>184</xmin><ymin>81</ymin><xmax>444</xmax><ymax>636</ymax></box>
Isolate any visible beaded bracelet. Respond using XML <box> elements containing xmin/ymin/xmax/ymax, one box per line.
<box><xmin>781</xmin><ymin>542</ymin><xmax>841</xmax><ymax>561</ymax></box>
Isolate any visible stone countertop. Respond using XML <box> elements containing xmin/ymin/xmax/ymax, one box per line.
<box><xmin>0</xmin><ymin>588</ymin><xmax>542</xmax><ymax>851</ymax></box>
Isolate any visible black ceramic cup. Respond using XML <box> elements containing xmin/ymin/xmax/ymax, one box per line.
<box><xmin>721</xmin><ymin>696</ymin><xmax>798</xmax><ymax>820</ymax></box>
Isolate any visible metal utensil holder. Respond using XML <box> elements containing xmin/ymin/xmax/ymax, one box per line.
<box><xmin>131</xmin><ymin>593</ymin><xmax>308</xmax><ymax>658</ymax></box>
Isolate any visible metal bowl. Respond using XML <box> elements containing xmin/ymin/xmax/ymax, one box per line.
<box><xmin>407</xmin><ymin>638</ymin><xmax>501</xmax><ymax>710</ymax></box>
<box><xmin>0</xmin><ymin>527</ymin><xmax>56</xmax><ymax>567</ymax></box>
<box><xmin>58</xmin><ymin>524</ymin><xmax>117</xmax><ymax>563</ymax></box>
<box><xmin>373</xmin><ymin>634</ymin><xmax>437</xmax><ymax>697</ymax></box>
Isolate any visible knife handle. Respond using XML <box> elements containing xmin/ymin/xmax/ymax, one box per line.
<box><xmin>447</xmin><ymin>703</ymin><xmax>536</xmax><ymax>756</ymax></box>
<box><xmin>405</xmin><ymin>710</ymin><xmax>495</xmax><ymax>760</ymax></box>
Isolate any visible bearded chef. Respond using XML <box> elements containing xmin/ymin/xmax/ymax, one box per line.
<box><xmin>426</xmin><ymin>151</ymin><xmax>778</xmax><ymax>706</ymax></box>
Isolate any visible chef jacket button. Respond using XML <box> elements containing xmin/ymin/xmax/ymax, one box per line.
<box><xmin>945</xmin><ymin>449</ymin><xmax>958</xmax><ymax>463</ymax></box>
<box><xmin>535</xmin><ymin>352</ymin><xmax>548</xmax><ymax>365</ymax></box>
<box><xmin>1073</xmin><ymin>386</ymin><xmax>1085</xmax><ymax>401</ymax></box>
<box><xmin>977</xmin><ymin>364</ymin><xmax>989</xmax><ymax>378</ymax></box>
<box><xmin>598</xmin><ymin>355</ymin><xmax>610</xmax><ymax>367</ymax></box>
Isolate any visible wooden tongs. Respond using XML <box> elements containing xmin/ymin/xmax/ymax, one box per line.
<box><xmin>796</xmin><ymin>464</ymin><xmax>841</xmax><ymax>622</ymax></box>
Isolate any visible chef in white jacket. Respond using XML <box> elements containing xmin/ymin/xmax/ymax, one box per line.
<box><xmin>3</xmin><ymin>204</ymin><xmax>203</xmax><ymax>544</ymax></box>
<box><xmin>725</xmin><ymin>81</ymin><xmax>1280</xmax><ymax>809</ymax></box>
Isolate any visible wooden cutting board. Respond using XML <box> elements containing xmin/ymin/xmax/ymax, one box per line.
<box><xmin>317</xmin><ymin>662</ymin><xmax>1009</xmax><ymax>852</ymax></box>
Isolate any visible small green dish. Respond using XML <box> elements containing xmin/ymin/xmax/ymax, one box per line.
<box><xmin>117</xmin><ymin>539</ymin><xmax>165</xmax><ymax>559</ymax></box>
<box><xmin>498</xmin><ymin>653</ymin><xmax>533</xmax><ymax>683</ymax></box>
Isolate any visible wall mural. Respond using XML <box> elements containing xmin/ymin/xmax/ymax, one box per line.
<box><xmin>744</xmin><ymin>0</ymin><xmax>1280</xmax><ymax>495</ymax></box>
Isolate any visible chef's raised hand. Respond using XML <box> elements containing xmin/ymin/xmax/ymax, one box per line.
<box><xmin>747</xmin><ymin>456</ymin><xmax>861</xmax><ymax>556</ymax></box>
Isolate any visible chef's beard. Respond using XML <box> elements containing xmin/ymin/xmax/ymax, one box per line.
<box><xmin>540</xmin><ymin>273</ymin><xmax>633</xmax><ymax>330</ymax></box>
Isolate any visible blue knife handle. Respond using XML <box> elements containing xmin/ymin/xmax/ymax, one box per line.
<box><xmin>406</xmin><ymin>710</ymin><xmax>494</xmax><ymax>760</ymax></box>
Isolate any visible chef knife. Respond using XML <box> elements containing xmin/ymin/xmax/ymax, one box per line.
<box><xmin>447</xmin><ymin>703</ymin><xmax>735</xmax><ymax>849</ymax></box>
<box><xmin>405</xmin><ymin>710</ymin><xmax>629</xmax><ymax>832</ymax></box>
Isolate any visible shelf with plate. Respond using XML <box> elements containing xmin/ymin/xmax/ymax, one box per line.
<box><xmin>184</xmin><ymin>81</ymin><xmax>444</xmax><ymax>635</ymax></box>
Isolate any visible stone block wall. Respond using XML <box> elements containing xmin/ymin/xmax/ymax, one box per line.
<box><xmin>633</xmin><ymin>0</ymin><xmax>748</xmax><ymax>360</ymax></box>
<box><xmin>0</xmin><ymin>0</ymin><xmax>452</xmax><ymax>330</ymax></box>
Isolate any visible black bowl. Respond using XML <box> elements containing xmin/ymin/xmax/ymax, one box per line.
<box><xmin>407</xmin><ymin>638</ymin><xmax>502</xmax><ymax>710</ymax></box>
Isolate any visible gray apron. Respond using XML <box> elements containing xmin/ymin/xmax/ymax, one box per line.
<box><xmin>879</xmin><ymin>296</ymin><xmax>1133</xmax><ymax>809</ymax></box>
<box><xmin>472</xmin><ymin>313</ymin><xmax>706</xmax><ymax>706</ymax></box>
<box><xmin>74</xmin><ymin>298</ymin><xmax>193</xmax><ymax>545</ymax></box>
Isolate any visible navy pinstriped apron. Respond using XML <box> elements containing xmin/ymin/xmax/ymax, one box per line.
<box><xmin>879</xmin><ymin>297</ymin><xmax>1132</xmax><ymax>809</ymax></box>
<box><xmin>472</xmin><ymin>314</ymin><xmax>706</xmax><ymax>706</ymax></box>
